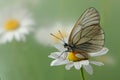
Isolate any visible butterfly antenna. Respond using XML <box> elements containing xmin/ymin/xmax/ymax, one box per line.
<box><xmin>58</xmin><ymin>30</ymin><xmax>66</xmax><ymax>43</ymax></box>
<box><xmin>50</xmin><ymin>33</ymin><xmax>64</xmax><ymax>42</ymax></box>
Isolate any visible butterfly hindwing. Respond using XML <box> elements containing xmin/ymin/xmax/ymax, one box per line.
<box><xmin>74</xmin><ymin>25</ymin><xmax>104</xmax><ymax>53</ymax></box>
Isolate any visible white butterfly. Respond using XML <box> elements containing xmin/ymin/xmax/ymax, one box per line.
<box><xmin>51</xmin><ymin>7</ymin><xmax>104</xmax><ymax>60</ymax></box>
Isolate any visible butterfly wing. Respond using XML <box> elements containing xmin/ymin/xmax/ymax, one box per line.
<box><xmin>68</xmin><ymin>7</ymin><xmax>104</xmax><ymax>53</ymax></box>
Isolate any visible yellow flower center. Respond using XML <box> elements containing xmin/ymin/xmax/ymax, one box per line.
<box><xmin>68</xmin><ymin>52</ymin><xmax>81</xmax><ymax>61</ymax></box>
<box><xmin>4</xmin><ymin>19</ymin><xmax>19</xmax><ymax>31</ymax></box>
<box><xmin>68</xmin><ymin>52</ymin><xmax>88</xmax><ymax>62</ymax></box>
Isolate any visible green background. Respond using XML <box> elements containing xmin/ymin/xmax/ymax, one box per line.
<box><xmin>0</xmin><ymin>0</ymin><xmax>119</xmax><ymax>80</ymax></box>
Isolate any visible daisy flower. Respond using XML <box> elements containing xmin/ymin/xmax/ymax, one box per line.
<box><xmin>48</xmin><ymin>44</ymin><xmax>109</xmax><ymax>75</ymax></box>
<box><xmin>0</xmin><ymin>5</ymin><xmax>34</xmax><ymax>43</ymax></box>
<box><xmin>35</xmin><ymin>23</ymin><xmax>72</xmax><ymax>46</ymax></box>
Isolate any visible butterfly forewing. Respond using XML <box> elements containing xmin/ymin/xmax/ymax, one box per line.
<box><xmin>68</xmin><ymin>7</ymin><xmax>104</xmax><ymax>53</ymax></box>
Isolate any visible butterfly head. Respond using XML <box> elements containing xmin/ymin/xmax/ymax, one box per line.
<box><xmin>64</xmin><ymin>43</ymin><xmax>69</xmax><ymax>48</ymax></box>
<box><xmin>64</xmin><ymin>43</ymin><xmax>75</xmax><ymax>52</ymax></box>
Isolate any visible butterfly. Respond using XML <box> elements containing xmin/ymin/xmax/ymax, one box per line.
<box><xmin>51</xmin><ymin>7</ymin><xmax>104</xmax><ymax>59</ymax></box>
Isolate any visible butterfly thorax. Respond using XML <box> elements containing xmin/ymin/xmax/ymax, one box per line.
<box><xmin>64</xmin><ymin>43</ymin><xmax>75</xmax><ymax>52</ymax></box>
<box><xmin>64</xmin><ymin>43</ymin><xmax>89</xmax><ymax>61</ymax></box>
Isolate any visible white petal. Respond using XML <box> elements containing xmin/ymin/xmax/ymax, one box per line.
<box><xmin>65</xmin><ymin>62</ymin><xmax>74</xmax><ymax>70</ymax></box>
<box><xmin>35</xmin><ymin>27</ymin><xmax>52</xmax><ymax>46</ymax></box>
<box><xmin>3</xmin><ymin>32</ymin><xmax>14</xmax><ymax>42</ymax></box>
<box><xmin>80</xmin><ymin>60</ymin><xmax>89</xmax><ymax>65</ymax></box>
<box><xmin>88</xmin><ymin>47</ymin><xmax>109</xmax><ymax>57</ymax></box>
<box><xmin>83</xmin><ymin>64</ymin><xmax>93</xmax><ymax>75</ymax></box>
<box><xmin>21</xmin><ymin>18</ymin><xmax>34</xmax><ymax>27</ymax></box>
<box><xmin>19</xmin><ymin>27</ymin><xmax>29</xmax><ymax>35</ymax></box>
<box><xmin>14</xmin><ymin>32</ymin><xmax>21</xmax><ymax>41</ymax></box>
<box><xmin>48</xmin><ymin>51</ymin><xmax>67</xmax><ymax>59</ymax></box>
<box><xmin>50</xmin><ymin>59</ymin><xmax>69</xmax><ymax>66</ymax></box>
<box><xmin>0</xmin><ymin>32</ymin><xmax>14</xmax><ymax>43</ymax></box>
<box><xmin>54</xmin><ymin>43</ymin><xmax>67</xmax><ymax>51</ymax></box>
<box><xmin>48</xmin><ymin>52</ymin><xmax>61</xmax><ymax>59</ymax></box>
<box><xmin>74</xmin><ymin>62</ymin><xmax>82</xmax><ymax>70</ymax></box>
<box><xmin>90</xmin><ymin>61</ymin><xmax>104</xmax><ymax>66</ymax></box>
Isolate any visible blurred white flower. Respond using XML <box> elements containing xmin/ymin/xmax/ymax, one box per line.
<box><xmin>0</xmin><ymin>5</ymin><xmax>34</xmax><ymax>43</ymax></box>
<box><xmin>35</xmin><ymin>23</ymin><xmax>72</xmax><ymax>46</ymax></box>
<box><xmin>48</xmin><ymin>44</ymin><xmax>109</xmax><ymax>75</ymax></box>
<box><xmin>95</xmin><ymin>55</ymin><xmax>116</xmax><ymax>66</ymax></box>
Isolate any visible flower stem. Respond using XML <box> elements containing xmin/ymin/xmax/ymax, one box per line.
<box><xmin>80</xmin><ymin>67</ymin><xmax>85</xmax><ymax>80</ymax></box>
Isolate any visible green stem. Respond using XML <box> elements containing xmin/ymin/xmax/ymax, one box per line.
<box><xmin>80</xmin><ymin>67</ymin><xmax>85</xmax><ymax>80</ymax></box>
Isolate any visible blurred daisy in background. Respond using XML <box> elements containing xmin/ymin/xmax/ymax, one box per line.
<box><xmin>49</xmin><ymin>45</ymin><xmax>109</xmax><ymax>75</ymax></box>
<box><xmin>95</xmin><ymin>55</ymin><xmax>116</xmax><ymax>66</ymax></box>
<box><xmin>35</xmin><ymin>23</ymin><xmax>73</xmax><ymax>46</ymax></box>
<box><xmin>0</xmin><ymin>5</ymin><xmax>34</xmax><ymax>43</ymax></box>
